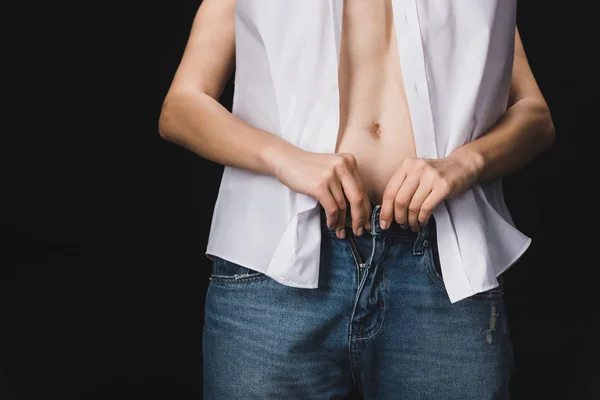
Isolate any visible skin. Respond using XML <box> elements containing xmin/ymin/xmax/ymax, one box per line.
<box><xmin>159</xmin><ymin>0</ymin><xmax>555</xmax><ymax>238</ymax></box>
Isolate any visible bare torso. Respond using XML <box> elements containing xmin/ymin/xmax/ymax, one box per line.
<box><xmin>335</xmin><ymin>0</ymin><xmax>416</xmax><ymax>205</ymax></box>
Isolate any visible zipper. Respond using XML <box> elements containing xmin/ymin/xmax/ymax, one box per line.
<box><xmin>346</xmin><ymin>232</ymin><xmax>366</xmax><ymax>278</ymax></box>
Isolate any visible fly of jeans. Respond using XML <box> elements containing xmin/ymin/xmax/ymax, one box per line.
<box><xmin>347</xmin><ymin>232</ymin><xmax>366</xmax><ymax>279</ymax></box>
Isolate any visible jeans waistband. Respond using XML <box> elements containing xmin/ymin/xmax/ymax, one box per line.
<box><xmin>320</xmin><ymin>201</ymin><xmax>437</xmax><ymax>241</ymax></box>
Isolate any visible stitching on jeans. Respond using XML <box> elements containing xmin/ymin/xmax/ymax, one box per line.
<box><xmin>412</xmin><ymin>222</ymin><xmax>428</xmax><ymax>256</ymax></box>
<box><xmin>468</xmin><ymin>287</ymin><xmax>503</xmax><ymax>301</ymax></box>
<box><xmin>354</xmin><ymin>267</ymin><xmax>387</xmax><ymax>341</ymax></box>
<box><xmin>425</xmin><ymin>247</ymin><xmax>446</xmax><ymax>289</ymax></box>
<box><xmin>424</xmin><ymin>246</ymin><xmax>504</xmax><ymax>300</ymax></box>
<box><xmin>353</xmin><ymin>238</ymin><xmax>387</xmax><ymax>342</ymax></box>
<box><xmin>210</xmin><ymin>273</ymin><xmax>270</xmax><ymax>284</ymax></box>
<box><xmin>349</xmin><ymin>234</ymin><xmax>379</xmax><ymax>344</ymax></box>
<box><xmin>345</xmin><ymin>236</ymin><xmax>363</xmax><ymax>281</ymax></box>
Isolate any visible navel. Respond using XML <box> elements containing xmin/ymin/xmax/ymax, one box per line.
<box><xmin>369</xmin><ymin>121</ymin><xmax>382</xmax><ymax>140</ymax></box>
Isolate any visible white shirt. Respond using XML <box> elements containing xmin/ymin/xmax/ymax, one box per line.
<box><xmin>206</xmin><ymin>0</ymin><xmax>532</xmax><ymax>303</ymax></box>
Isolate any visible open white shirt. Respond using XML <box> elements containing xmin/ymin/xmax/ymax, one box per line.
<box><xmin>206</xmin><ymin>0</ymin><xmax>531</xmax><ymax>303</ymax></box>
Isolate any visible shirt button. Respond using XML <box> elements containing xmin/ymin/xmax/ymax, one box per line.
<box><xmin>414</xmin><ymin>82</ymin><xmax>420</xmax><ymax>94</ymax></box>
<box><xmin>404</xmin><ymin>12</ymin><xmax>409</xmax><ymax>24</ymax></box>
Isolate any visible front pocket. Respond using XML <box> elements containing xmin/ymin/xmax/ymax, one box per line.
<box><xmin>424</xmin><ymin>240</ymin><xmax>445</xmax><ymax>288</ymax></box>
<box><xmin>209</xmin><ymin>256</ymin><xmax>270</xmax><ymax>284</ymax></box>
<box><xmin>425</xmin><ymin>240</ymin><xmax>504</xmax><ymax>300</ymax></box>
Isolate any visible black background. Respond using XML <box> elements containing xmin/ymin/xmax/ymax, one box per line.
<box><xmin>4</xmin><ymin>0</ymin><xmax>598</xmax><ymax>399</ymax></box>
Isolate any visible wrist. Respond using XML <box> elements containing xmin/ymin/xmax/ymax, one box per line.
<box><xmin>260</xmin><ymin>139</ymin><xmax>300</xmax><ymax>179</ymax></box>
<box><xmin>449</xmin><ymin>147</ymin><xmax>486</xmax><ymax>183</ymax></box>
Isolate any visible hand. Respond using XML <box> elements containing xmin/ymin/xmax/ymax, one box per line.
<box><xmin>272</xmin><ymin>148</ymin><xmax>372</xmax><ymax>239</ymax></box>
<box><xmin>379</xmin><ymin>155</ymin><xmax>480</xmax><ymax>232</ymax></box>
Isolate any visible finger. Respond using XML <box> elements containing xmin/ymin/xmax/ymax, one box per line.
<box><xmin>407</xmin><ymin>182</ymin><xmax>432</xmax><ymax>232</ymax></box>
<box><xmin>337</xmin><ymin>160</ymin><xmax>366</xmax><ymax>236</ymax></box>
<box><xmin>330</xmin><ymin>182</ymin><xmax>347</xmax><ymax>238</ymax></box>
<box><xmin>329</xmin><ymin>181</ymin><xmax>346</xmax><ymax>216</ymax></box>
<box><xmin>318</xmin><ymin>186</ymin><xmax>341</xmax><ymax>233</ymax></box>
<box><xmin>350</xmin><ymin>165</ymin><xmax>372</xmax><ymax>232</ymax></box>
<box><xmin>363</xmin><ymin>197</ymin><xmax>372</xmax><ymax>231</ymax></box>
<box><xmin>417</xmin><ymin>188</ymin><xmax>445</xmax><ymax>227</ymax></box>
<box><xmin>394</xmin><ymin>173</ymin><xmax>420</xmax><ymax>227</ymax></box>
<box><xmin>336</xmin><ymin>198</ymin><xmax>347</xmax><ymax>239</ymax></box>
<box><xmin>380</xmin><ymin>167</ymin><xmax>408</xmax><ymax>229</ymax></box>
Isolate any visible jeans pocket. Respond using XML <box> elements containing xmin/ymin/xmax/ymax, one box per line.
<box><xmin>425</xmin><ymin>240</ymin><xmax>504</xmax><ymax>300</ymax></box>
<box><xmin>209</xmin><ymin>256</ymin><xmax>269</xmax><ymax>284</ymax></box>
<box><xmin>425</xmin><ymin>239</ymin><xmax>445</xmax><ymax>288</ymax></box>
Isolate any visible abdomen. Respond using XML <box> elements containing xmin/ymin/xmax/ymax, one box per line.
<box><xmin>335</xmin><ymin>0</ymin><xmax>416</xmax><ymax>205</ymax></box>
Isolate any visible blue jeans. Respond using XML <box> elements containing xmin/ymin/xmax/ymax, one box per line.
<box><xmin>203</xmin><ymin>203</ymin><xmax>514</xmax><ymax>399</ymax></box>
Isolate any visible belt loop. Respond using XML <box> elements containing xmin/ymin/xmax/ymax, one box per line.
<box><xmin>412</xmin><ymin>222</ymin><xmax>429</xmax><ymax>256</ymax></box>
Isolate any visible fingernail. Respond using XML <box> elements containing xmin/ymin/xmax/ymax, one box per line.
<box><xmin>357</xmin><ymin>227</ymin><xmax>363</xmax><ymax>236</ymax></box>
<box><xmin>339</xmin><ymin>229</ymin><xmax>346</xmax><ymax>239</ymax></box>
<box><xmin>380</xmin><ymin>220</ymin><xmax>387</xmax><ymax>230</ymax></box>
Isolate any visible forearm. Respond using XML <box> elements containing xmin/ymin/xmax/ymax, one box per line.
<box><xmin>450</xmin><ymin>98</ymin><xmax>555</xmax><ymax>184</ymax></box>
<box><xmin>158</xmin><ymin>90</ymin><xmax>299</xmax><ymax>177</ymax></box>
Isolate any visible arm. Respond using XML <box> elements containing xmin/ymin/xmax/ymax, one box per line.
<box><xmin>379</xmin><ymin>27</ymin><xmax>556</xmax><ymax>231</ymax></box>
<box><xmin>449</xmin><ymin>27</ymin><xmax>556</xmax><ymax>183</ymax></box>
<box><xmin>158</xmin><ymin>0</ymin><xmax>298</xmax><ymax>176</ymax></box>
<box><xmin>158</xmin><ymin>0</ymin><xmax>371</xmax><ymax>238</ymax></box>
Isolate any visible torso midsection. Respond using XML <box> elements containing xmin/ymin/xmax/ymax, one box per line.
<box><xmin>334</xmin><ymin>0</ymin><xmax>416</xmax><ymax>205</ymax></box>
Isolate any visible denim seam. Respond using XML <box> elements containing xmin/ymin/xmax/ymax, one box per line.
<box><xmin>412</xmin><ymin>221</ymin><xmax>429</xmax><ymax>256</ymax></box>
<box><xmin>354</xmin><ymin>258</ymin><xmax>387</xmax><ymax>342</ymax></box>
<box><xmin>359</xmin><ymin>235</ymin><xmax>378</xmax><ymax>287</ymax></box>
<box><xmin>209</xmin><ymin>274</ymin><xmax>270</xmax><ymax>284</ymax></box>
<box><xmin>345</xmin><ymin>237</ymin><xmax>363</xmax><ymax>283</ymax></box>
<box><xmin>424</xmin><ymin>247</ymin><xmax>446</xmax><ymax>289</ymax></box>
<box><xmin>352</xmin><ymin>237</ymin><xmax>387</xmax><ymax>342</ymax></box>
<box><xmin>348</xmin><ymin>234</ymin><xmax>378</xmax><ymax>345</ymax></box>
<box><xmin>424</xmin><ymin>247</ymin><xmax>504</xmax><ymax>300</ymax></box>
<box><xmin>467</xmin><ymin>290</ymin><xmax>504</xmax><ymax>301</ymax></box>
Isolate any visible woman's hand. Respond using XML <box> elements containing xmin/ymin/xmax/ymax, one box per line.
<box><xmin>271</xmin><ymin>148</ymin><xmax>372</xmax><ymax>239</ymax></box>
<box><xmin>379</xmin><ymin>155</ymin><xmax>481</xmax><ymax>232</ymax></box>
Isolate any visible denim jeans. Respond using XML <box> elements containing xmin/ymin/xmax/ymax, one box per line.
<box><xmin>203</xmin><ymin>203</ymin><xmax>514</xmax><ymax>399</ymax></box>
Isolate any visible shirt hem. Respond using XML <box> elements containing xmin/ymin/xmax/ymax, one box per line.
<box><xmin>205</xmin><ymin>251</ymin><xmax>319</xmax><ymax>289</ymax></box>
<box><xmin>450</xmin><ymin>236</ymin><xmax>532</xmax><ymax>303</ymax></box>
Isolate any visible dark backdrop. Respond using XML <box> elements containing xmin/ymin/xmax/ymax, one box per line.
<box><xmin>4</xmin><ymin>0</ymin><xmax>598</xmax><ymax>399</ymax></box>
